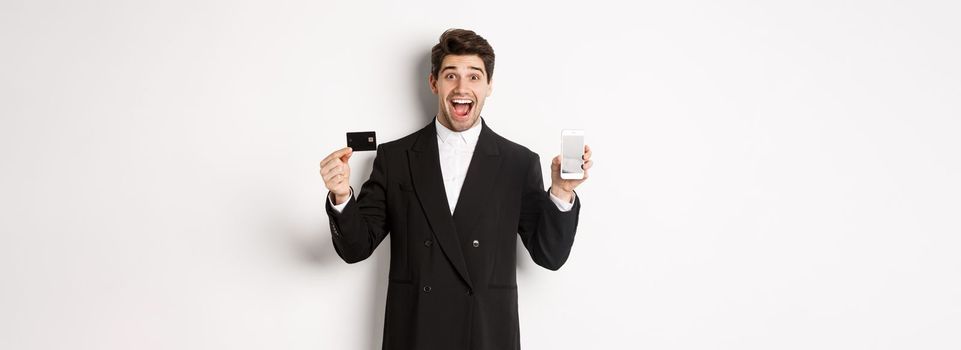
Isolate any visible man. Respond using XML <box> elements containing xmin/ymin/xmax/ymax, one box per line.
<box><xmin>318</xmin><ymin>28</ymin><xmax>593</xmax><ymax>350</ymax></box>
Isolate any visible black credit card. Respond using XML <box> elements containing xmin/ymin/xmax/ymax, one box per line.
<box><xmin>346</xmin><ymin>131</ymin><xmax>377</xmax><ymax>151</ymax></box>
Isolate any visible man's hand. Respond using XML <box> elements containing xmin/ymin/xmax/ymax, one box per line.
<box><xmin>320</xmin><ymin>147</ymin><xmax>353</xmax><ymax>205</ymax></box>
<box><xmin>550</xmin><ymin>144</ymin><xmax>592</xmax><ymax>203</ymax></box>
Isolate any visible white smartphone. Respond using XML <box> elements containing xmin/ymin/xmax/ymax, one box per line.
<box><xmin>560</xmin><ymin>129</ymin><xmax>585</xmax><ymax>180</ymax></box>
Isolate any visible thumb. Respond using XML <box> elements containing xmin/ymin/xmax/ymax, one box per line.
<box><xmin>341</xmin><ymin>148</ymin><xmax>354</xmax><ymax>162</ymax></box>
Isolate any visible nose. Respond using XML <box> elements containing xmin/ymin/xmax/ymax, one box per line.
<box><xmin>454</xmin><ymin>77</ymin><xmax>468</xmax><ymax>92</ymax></box>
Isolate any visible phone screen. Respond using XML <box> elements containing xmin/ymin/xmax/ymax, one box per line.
<box><xmin>562</xmin><ymin>133</ymin><xmax>585</xmax><ymax>176</ymax></box>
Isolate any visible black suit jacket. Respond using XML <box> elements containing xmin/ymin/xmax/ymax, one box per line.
<box><xmin>326</xmin><ymin>119</ymin><xmax>581</xmax><ymax>350</ymax></box>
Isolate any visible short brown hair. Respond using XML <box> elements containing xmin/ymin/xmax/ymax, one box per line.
<box><xmin>430</xmin><ymin>29</ymin><xmax>495</xmax><ymax>82</ymax></box>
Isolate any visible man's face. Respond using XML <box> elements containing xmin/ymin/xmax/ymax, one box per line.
<box><xmin>429</xmin><ymin>54</ymin><xmax>492</xmax><ymax>132</ymax></box>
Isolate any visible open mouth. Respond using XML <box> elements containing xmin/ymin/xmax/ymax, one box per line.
<box><xmin>450</xmin><ymin>98</ymin><xmax>474</xmax><ymax>120</ymax></box>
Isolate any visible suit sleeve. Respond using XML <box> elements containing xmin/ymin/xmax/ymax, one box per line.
<box><xmin>325</xmin><ymin>147</ymin><xmax>390</xmax><ymax>263</ymax></box>
<box><xmin>517</xmin><ymin>152</ymin><xmax>581</xmax><ymax>271</ymax></box>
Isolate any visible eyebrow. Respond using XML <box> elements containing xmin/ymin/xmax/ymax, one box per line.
<box><xmin>440</xmin><ymin>65</ymin><xmax>486</xmax><ymax>74</ymax></box>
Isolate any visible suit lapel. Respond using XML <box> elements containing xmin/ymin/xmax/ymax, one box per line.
<box><xmin>408</xmin><ymin>122</ymin><xmax>473</xmax><ymax>290</ymax></box>
<box><xmin>452</xmin><ymin>120</ymin><xmax>501</xmax><ymax>238</ymax></box>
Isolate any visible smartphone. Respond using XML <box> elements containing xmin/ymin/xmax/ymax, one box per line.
<box><xmin>560</xmin><ymin>129</ymin><xmax>585</xmax><ymax>180</ymax></box>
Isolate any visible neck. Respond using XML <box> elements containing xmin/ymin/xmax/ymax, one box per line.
<box><xmin>435</xmin><ymin>115</ymin><xmax>480</xmax><ymax>132</ymax></box>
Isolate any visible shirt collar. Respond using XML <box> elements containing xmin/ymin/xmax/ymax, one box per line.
<box><xmin>435</xmin><ymin>117</ymin><xmax>483</xmax><ymax>146</ymax></box>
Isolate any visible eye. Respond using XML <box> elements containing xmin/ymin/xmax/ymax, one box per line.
<box><xmin>446</xmin><ymin>73</ymin><xmax>455</xmax><ymax>80</ymax></box>
<box><xmin>470</xmin><ymin>75</ymin><xmax>479</xmax><ymax>80</ymax></box>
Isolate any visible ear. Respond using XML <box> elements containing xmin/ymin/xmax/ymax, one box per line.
<box><xmin>428</xmin><ymin>73</ymin><xmax>438</xmax><ymax>94</ymax></box>
<box><xmin>486</xmin><ymin>79</ymin><xmax>493</xmax><ymax>97</ymax></box>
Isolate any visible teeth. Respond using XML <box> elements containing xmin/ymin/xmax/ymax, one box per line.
<box><xmin>452</xmin><ymin>99</ymin><xmax>472</xmax><ymax>104</ymax></box>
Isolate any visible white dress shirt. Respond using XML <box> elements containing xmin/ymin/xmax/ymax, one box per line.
<box><xmin>330</xmin><ymin>118</ymin><xmax>574</xmax><ymax>213</ymax></box>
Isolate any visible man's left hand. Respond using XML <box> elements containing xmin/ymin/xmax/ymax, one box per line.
<box><xmin>550</xmin><ymin>144</ymin><xmax>592</xmax><ymax>203</ymax></box>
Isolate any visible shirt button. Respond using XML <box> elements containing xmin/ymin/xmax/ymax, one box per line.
<box><xmin>424</xmin><ymin>240</ymin><xmax>433</xmax><ymax>247</ymax></box>
<box><xmin>423</xmin><ymin>285</ymin><xmax>432</xmax><ymax>293</ymax></box>
<box><xmin>472</xmin><ymin>240</ymin><xmax>479</xmax><ymax>248</ymax></box>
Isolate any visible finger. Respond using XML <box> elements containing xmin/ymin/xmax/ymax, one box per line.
<box><xmin>322</xmin><ymin>170</ymin><xmax>339</xmax><ymax>183</ymax></box>
<box><xmin>323</xmin><ymin>167</ymin><xmax>346</xmax><ymax>183</ymax></box>
<box><xmin>321</xmin><ymin>147</ymin><xmax>352</xmax><ymax>167</ymax></box>
<box><xmin>583</xmin><ymin>144</ymin><xmax>592</xmax><ymax>160</ymax></box>
<box><xmin>333</xmin><ymin>174</ymin><xmax>348</xmax><ymax>186</ymax></box>
<box><xmin>320</xmin><ymin>161</ymin><xmax>342</xmax><ymax>177</ymax></box>
<box><xmin>340</xmin><ymin>148</ymin><xmax>354</xmax><ymax>163</ymax></box>
<box><xmin>320</xmin><ymin>152</ymin><xmax>337</xmax><ymax>168</ymax></box>
<box><xmin>582</xmin><ymin>159</ymin><xmax>593</xmax><ymax>170</ymax></box>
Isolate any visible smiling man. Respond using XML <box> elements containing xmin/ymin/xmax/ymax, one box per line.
<box><xmin>319</xmin><ymin>28</ymin><xmax>593</xmax><ymax>350</ymax></box>
<box><xmin>431</xmin><ymin>53</ymin><xmax>490</xmax><ymax>132</ymax></box>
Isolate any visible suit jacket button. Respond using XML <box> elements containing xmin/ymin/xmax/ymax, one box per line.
<box><xmin>472</xmin><ymin>240</ymin><xmax>479</xmax><ymax>248</ymax></box>
<box><xmin>466</xmin><ymin>288</ymin><xmax>473</xmax><ymax>296</ymax></box>
<box><xmin>423</xmin><ymin>286</ymin><xmax>432</xmax><ymax>293</ymax></box>
<box><xmin>424</xmin><ymin>240</ymin><xmax>433</xmax><ymax>247</ymax></box>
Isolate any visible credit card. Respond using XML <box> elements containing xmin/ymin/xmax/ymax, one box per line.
<box><xmin>346</xmin><ymin>131</ymin><xmax>377</xmax><ymax>151</ymax></box>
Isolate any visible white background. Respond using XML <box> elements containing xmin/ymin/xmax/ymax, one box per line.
<box><xmin>2</xmin><ymin>0</ymin><xmax>960</xmax><ymax>349</ymax></box>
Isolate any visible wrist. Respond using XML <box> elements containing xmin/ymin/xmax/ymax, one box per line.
<box><xmin>331</xmin><ymin>191</ymin><xmax>351</xmax><ymax>205</ymax></box>
<box><xmin>550</xmin><ymin>185</ymin><xmax>574</xmax><ymax>202</ymax></box>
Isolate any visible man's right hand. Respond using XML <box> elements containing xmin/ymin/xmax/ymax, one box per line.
<box><xmin>320</xmin><ymin>147</ymin><xmax>353</xmax><ymax>205</ymax></box>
